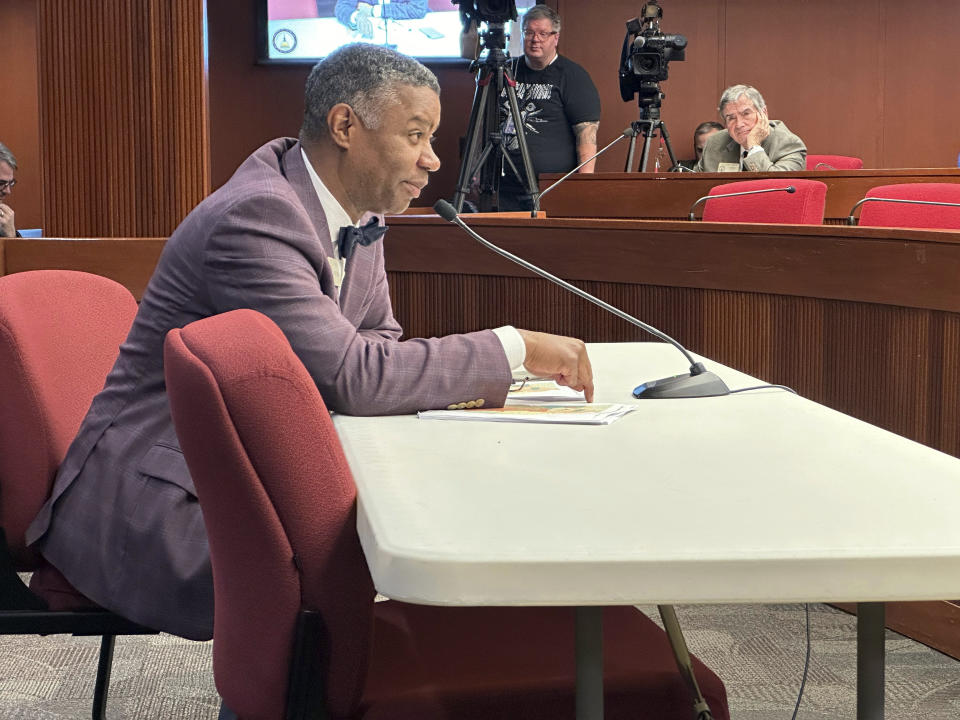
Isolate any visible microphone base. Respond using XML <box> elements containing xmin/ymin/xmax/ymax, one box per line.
<box><xmin>632</xmin><ymin>371</ymin><xmax>731</xmax><ymax>399</ymax></box>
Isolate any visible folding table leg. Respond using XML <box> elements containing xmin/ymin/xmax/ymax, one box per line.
<box><xmin>857</xmin><ymin>602</ymin><xmax>885</xmax><ymax>720</ymax></box>
<box><xmin>575</xmin><ymin>607</ymin><xmax>604</xmax><ymax>720</ymax></box>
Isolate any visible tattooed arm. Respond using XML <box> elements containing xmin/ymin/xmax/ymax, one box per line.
<box><xmin>573</xmin><ymin>121</ymin><xmax>600</xmax><ymax>172</ymax></box>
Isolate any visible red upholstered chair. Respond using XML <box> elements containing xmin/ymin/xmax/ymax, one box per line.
<box><xmin>805</xmin><ymin>154</ymin><xmax>864</xmax><ymax>170</ymax></box>
<box><xmin>700</xmin><ymin>178</ymin><xmax>827</xmax><ymax>224</ymax></box>
<box><xmin>164</xmin><ymin>308</ymin><xmax>730</xmax><ymax>720</ymax></box>
<box><xmin>852</xmin><ymin>183</ymin><xmax>960</xmax><ymax>229</ymax></box>
<box><xmin>0</xmin><ymin>270</ymin><xmax>155</xmax><ymax>719</ymax></box>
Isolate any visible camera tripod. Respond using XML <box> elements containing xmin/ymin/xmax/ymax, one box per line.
<box><xmin>452</xmin><ymin>24</ymin><xmax>538</xmax><ymax>212</ymax></box>
<box><xmin>623</xmin><ymin>90</ymin><xmax>684</xmax><ymax>173</ymax></box>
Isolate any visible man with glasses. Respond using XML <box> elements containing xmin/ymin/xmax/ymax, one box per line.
<box><xmin>694</xmin><ymin>84</ymin><xmax>805</xmax><ymax>172</ymax></box>
<box><xmin>0</xmin><ymin>142</ymin><xmax>19</xmax><ymax>238</ymax></box>
<box><xmin>497</xmin><ymin>4</ymin><xmax>600</xmax><ymax>211</ymax></box>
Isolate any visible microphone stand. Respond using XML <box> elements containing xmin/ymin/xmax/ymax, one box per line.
<box><xmin>531</xmin><ymin>125</ymin><xmax>639</xmax><ymax>218</ymax></box>
<box><xmin>434</xmin><ymin>199</ymin><xmax>730</xmax><ymax>399</ymax></box>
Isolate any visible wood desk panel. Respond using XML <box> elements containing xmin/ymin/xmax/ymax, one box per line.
<box><xmin>537</xmin><ymin>169</ymin><xmax>960</xmax><ymax>223</ymax></box>
<box><xmin>1</xmin><ymin>238</ymin><xmax>166</xmax><ymax>300</ymax></box>
<box><xmin>384</xmin><ymin>216</ymin><xmax>960</xmax><ymax>458</ymax></box>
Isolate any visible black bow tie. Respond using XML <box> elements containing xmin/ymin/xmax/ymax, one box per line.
<box><xmin>337</xmin><ymin>218</ymin><xmax>388</xmax><ymax>260</ymax></box>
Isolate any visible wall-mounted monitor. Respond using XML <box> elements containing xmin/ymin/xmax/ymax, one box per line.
<box><xmin>258</xmin><ymin>0</ymin><xmax>533</xmax><ymax>64</ymax></box>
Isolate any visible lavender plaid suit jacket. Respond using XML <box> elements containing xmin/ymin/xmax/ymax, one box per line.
<box><xmin>27</xmin><ymin>138</ymin><xmax>511</xmax><ymax>639</ymax></box>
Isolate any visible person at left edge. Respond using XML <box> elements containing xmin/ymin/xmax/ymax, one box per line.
<box><xmin>0</xmin><ymin>141</ymin><xmax>19</xmax><ymax>238</ymax></box>
<box><xmin>26</xmin><ymin>43</ymin><xmax>593</xmax><ymax>643</ymax></box>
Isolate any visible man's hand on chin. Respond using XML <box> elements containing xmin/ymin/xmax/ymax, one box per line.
<box><xmin>516</xmin><ymin>329</ymin><xmax>594</xmax><ymax>402</ymax></box>
<box><xmin>744</xmin><ymin>110</ymin><xmax>771</xmax><ymax>150</ymax></box>
<box><xmin>0</xmin><ymin>203</ymin><xmax>15</xmax><ymax>238</ymax></box>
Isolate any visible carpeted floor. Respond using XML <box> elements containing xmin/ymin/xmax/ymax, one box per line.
<box><xmin>1</xmin><ymin>603</ymin><xmax>958</xmax><ymax>718</ymax></box>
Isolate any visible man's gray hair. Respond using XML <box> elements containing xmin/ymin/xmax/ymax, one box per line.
<box><xmin>300</xmin><ymin>43</ymin><xmax>440</xmax><ymax>143</ymax></box>
<box><xmin>718</xmin><ymin>84</ymin><xmax>766</xmax><ymax>114</ymax></box>
<box><xmin>0</xmin><ymin>142</ymin><xmax>17</xmax><ymax>171</ymax></box>
<box><xmin>522</xmin><ymin>4</ymin><xmax>561</xmax><ymax>32</ymax></box>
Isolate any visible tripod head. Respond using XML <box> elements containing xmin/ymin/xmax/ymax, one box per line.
<box><xmin>635</xmin><ymin>81</ymin><xmax>665</xmax><ymax>121</ymax></box>
<box><xmin>469</xmin><ymin>21</ymin><xmax>512</xmax><ymax>72</ymax></box>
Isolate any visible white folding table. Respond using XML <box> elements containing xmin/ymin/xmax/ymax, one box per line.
<box><xmin>333</xmin><ymin>342</ymin><xmax>960</xmax><ymax>720</ymax></box>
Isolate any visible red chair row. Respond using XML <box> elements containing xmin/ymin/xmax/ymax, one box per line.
<box><xmin>692</xmin><ymin>179</ymin><xmax>960</xmax><ymax>229</ymax></box>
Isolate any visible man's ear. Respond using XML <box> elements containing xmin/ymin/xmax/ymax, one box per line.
<box><xmin>328</xmin><ymin>103</ymin><xmax>356</xmax><ymax>150</ymax></box>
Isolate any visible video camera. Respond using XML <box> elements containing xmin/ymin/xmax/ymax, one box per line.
<box><xmin>453</xmin><ymin>0</ymin><xmax>518</xmax><ymax>29</ymax></box>
<box><xmin>618</xmin><ymin>0</ymin><xmax>687</xmax><ymax>103</ymax></box>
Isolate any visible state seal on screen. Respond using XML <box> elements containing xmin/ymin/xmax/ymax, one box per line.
<box><xmin>272</xmin><ymin>29</ymin><xmax>298</xmax><ymax>54</ymax></box>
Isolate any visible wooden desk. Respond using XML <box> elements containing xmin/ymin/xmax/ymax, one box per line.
<box><xmin>0</xmin><ymin>237</ymin><xmax>165</xmax><ymax>300</ymax></box>
<box><xmin>537</xmin><ymin>169</ymin><xmax>960</xmax><ymax>223</ymax></box>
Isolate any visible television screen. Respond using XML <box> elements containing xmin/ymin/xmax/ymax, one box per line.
<box><xmin>260</xmin><ymin>0</ymin><xmax>535</xmax><ymax>63</ymax></box>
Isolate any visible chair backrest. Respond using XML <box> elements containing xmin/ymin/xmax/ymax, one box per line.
<box><xmin>0</xmin><ymin>270</ymin><xmax>137</xmax><ymax>568</ymax></box>
<box><xmin>856</xmin><ymin>183</ymin><xmax>960</xmax><ymax>229</ymax></box>
<box><xmin>164</xmin><ymin>309</ymin><xmax>375</xmax><ymax>720</ymax></box>
<box><xmin>701</xmin><ymin>178</ymin><xmax>827</xmax><ymax>224</ymax></box>
<box><xmin>806</xmin><ymin>154</ymin><xmax>864</xmax><ymax>170</ymax></box>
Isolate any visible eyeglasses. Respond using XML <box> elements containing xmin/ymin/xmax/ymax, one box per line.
<box><xmin>0</xmin><ymin>180</ymin><xmax>15</xmax><ymax>191</ymax></box>
<box><xmin>722</xmin><ymin>108</ymin><xmax>756</xmax><ymax>126</ymax></box>
<box><xmin>522</xmin><ymin>30</ymin><xmax>558</xmax><ymax>40</ymax></box>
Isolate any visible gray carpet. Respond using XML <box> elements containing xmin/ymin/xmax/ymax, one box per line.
<box><xmin>1</xmin><ymin>603</ymin><xmax>958</xmax><ymax>718</ymax></box>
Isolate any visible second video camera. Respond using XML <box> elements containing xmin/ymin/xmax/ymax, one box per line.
<box><xmin>619</xmin><ymin>1</ymin><xmax>687</xmax><ymax>102</ymax></box>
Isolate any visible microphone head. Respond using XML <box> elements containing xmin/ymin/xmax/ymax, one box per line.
<box><xmin>433</xmin><ymin>199</ymin><xmax>459</xmax><ymax>221</ymax></box>
<box><xmin>623</xmin><ymin>125</ymin><xmax>639</xmax><ymax>138</ymax></box>
<box><xmin>785</xmin><ymin>186</ymin><xmax>796</xmax><ymax>193</ymax></box>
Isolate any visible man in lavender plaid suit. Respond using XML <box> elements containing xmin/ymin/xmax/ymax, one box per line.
<box><xmin>26</xmin><ymin>44</ymin><xmax>593</xmax><ymax>641</ymax></box>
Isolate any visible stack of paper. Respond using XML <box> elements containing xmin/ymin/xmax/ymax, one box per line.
<box><xmin>418</xmin><ymin>403</ymin><xmax>638</xmax><ymax>425</ymax></box>
<box><xmin>418</xmin><ymin>380</ymin><xmax>638</xmax><ymax>425</ymax></box>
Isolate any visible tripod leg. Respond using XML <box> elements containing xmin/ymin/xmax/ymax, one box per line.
<box><xmin>453</xmin><ymin>73</ymin><xmax>493</xmax><ymax>212</ymax></box>
<box><xmin>658</xmin><ymin>121</ymin><xmax>682</xmax><ymax>171</ymax></box>
<box><xmin>637</xmin><ymin>127</ymin><xmax>655</xmax><ymax>173</ymax></box>
<box><xmin>624</xmin><ymin>134</ymin><xmax>638</xmax><ymax>173</ymax></box>
<box><xmin>658</xmin><ymin>605</ymin><xmax>714</xmax><ymax>720</ymax></box>
<box><xmin>502</xmin><ymin>70</ymin><xmax>539</xmax><ymax>208</ymax></box>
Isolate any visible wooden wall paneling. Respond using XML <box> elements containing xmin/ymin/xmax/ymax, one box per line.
<box><xmin>554</xmin><ymin>0</ymin><xmax>726</xmax><ymax>174</ymax></box>
<box><xmin>1</xmin><ymin>0</ymin><xmax>44</xmax><ymax>231</ymax></box>
<box><xmin>36</xmin><ymin>0</ymin><xmax>207</xmax><ymax>238</ymax></box>
<box><xmin>723</xmin><ymin>0</ymin><xmax>884</xmax><ymax>168</ymax></box>
<box><xmin>881</xmin><ymin>0</ymin><xmax>960</xmax><ymax>170</ymax></box>
<box><xmin>387</xmin><ymin>265</ymin><xmax>957</xmax><ymax>459</ymax></box>
<box><xmin>939</xmin><ymin>315</ymin><xmax>960</xmax><ymax>456</ymax></box>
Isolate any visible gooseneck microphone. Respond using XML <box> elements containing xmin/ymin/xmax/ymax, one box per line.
<box><xmin>531</xmin><ymin>126</ymin><xmax>639</xmax><ymax>217</ymax></box>
<box><xmin>847</xmin><ymin>196</ymin><xmax>960</xmax><ymax>225</ymax></box>
<box><xmin>687</xmin><ymin>185</ymin><xmax>796</xmax><ymax>221</ymax></box>
<box><xmin>433</xmin><ymin>199</ymin><xmax>730</xmax><ymax>399</ymax></box>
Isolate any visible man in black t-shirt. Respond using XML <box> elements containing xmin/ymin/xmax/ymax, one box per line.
<box><xmin>497</xmin><ymin>4</ymin><xmax>600</xmax><ymax>211</ymax></box>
